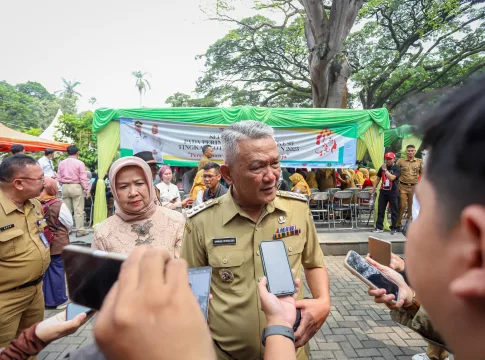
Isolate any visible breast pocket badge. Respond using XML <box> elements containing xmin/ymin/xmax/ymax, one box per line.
<box><xmin>219</xmin><ymin>269</ymin><xmax>234</xmax><ymax>283</ymax></box>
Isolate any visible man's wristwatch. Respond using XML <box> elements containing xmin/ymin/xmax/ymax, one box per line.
<box><xmin>261</xmin><ymin>325</ymin><xmax>295</xmax><ymax>346</ymax></box>
<box><xmin>403</xmin><ymin>290</ymin><xmax>421</xmax><ymax>315</ymax></box>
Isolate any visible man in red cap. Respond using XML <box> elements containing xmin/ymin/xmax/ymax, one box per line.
<box><xmin>372</xmin><ymin>152</ymin><xmax>401</xmax><ymax>235</ymax></box>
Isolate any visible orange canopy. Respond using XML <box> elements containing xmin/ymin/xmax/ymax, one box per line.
<box><xmin>0</xmin><ymin>123</ymin><xmax>70</xmax><ymax>153</ymax></box>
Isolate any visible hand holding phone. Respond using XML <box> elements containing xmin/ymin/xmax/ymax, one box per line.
<box><xmin>365</xmin><ymin>257</ymin><xmax>414</xmax><ymax>310</ymax></box>
<box><xmin>259</xmin><ymin>240</ymin><xmax>296</xmax><ymax>297</ymax></box>
<box><xmin>344</xmin><ymin>250</ymin><xmax>400</xmax><ymax>302</ymax></box>
<box><xmin>188</xmin><ymin>267</ymin><xmax>212</xmax><ymax>321</ymax></box>
<box><xmin>67</xmin><ymin>303</ymin><xmax>94</xmax><ymax>321</ymax></box>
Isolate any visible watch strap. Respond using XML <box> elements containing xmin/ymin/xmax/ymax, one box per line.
<box><xmin>262</xmin><ymin>325</ymin><xmax>295</xmax><ymax>346</ymax></box>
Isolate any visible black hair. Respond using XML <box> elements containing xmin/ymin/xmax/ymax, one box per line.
<box><xmin>45</xmin><ymin>148</ymin><xmax>54</xmax><ymax>156</ymax></box>
<box><xmin>10</xmin><ymin>144</ymin><xmax>24</xmax><ymax>154</ymax></box>
<box><xmin>420</xmin><ymin>74</ymin><xmax>485</xmax><ymax>227</ymax></box>
<box><xmin>202</xmin><ymin>144</ymin><xmax>212</xmax><ymax>155</ymax></box>
<box><xmin>406</xmin><ymin>145</ymin><xmax>415</xmax><ymax>150</ymax></box>
<box><xmin>0</xmin><ymin>154</ymin><xmax>39</xmax><ymax>182</ymax></box>
<box><xmin>67</xmin><ymin>145</ymin><xmax>79</xmax><ymax>156</ymax></box>
<box><xmin>203</xmin><ymin>162</ymin><xmax>221</xmax><ymax>174</ymax></box>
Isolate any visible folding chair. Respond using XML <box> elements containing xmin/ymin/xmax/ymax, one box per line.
<box><xmin>332</xmin><ymin>191</ymin><xmax>354</xmax><ymax>230</ymax></box>
<box><xmin>355</xmin><ymin>191</ymin><xmax>374</xmax><ymax>228</ymax></box>
<box><xmin>310</xmin><ymin>192</ymin><xmax>330</xmax><ymax>228</ymax></box>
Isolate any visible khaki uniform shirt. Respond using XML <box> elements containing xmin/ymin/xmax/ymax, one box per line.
<box><xmin>198</xmin><ymin>155</ymin><xmax>211</xmax><ymax>171</ymax></box>
<box><xmin>181</xmin><ymin>190</ymin><xmax>325</xmax><ymax>360</ymax></box>
<box><xmin>396</xmin><ymin>158</ymin><xmax>423</xmax><ymax>185</ymax></box>
<box><xmin>0</xmin><ymin>190</ymin><xmax>50</xmax><ymax>293</ymax></box>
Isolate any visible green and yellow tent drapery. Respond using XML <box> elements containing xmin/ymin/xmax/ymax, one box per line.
<box><xmin>384</xmin><ymin>125</ymin><xmax>423</xmax><ymax>154</ymax></box>
<box><xmin>91</xmin><ymin>106</ymin><xmax>390</xmax><ymax>225</ymax></box>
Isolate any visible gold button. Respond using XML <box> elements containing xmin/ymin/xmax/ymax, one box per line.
<box><xmin>256</xmin><ymin>250</ymin><xmax>260</xmax><ymax>256</ymax></box>
<box><xmin>222</xmin><ymin>258</ymin><xmax>228</xmax><ymax>264</ymax></box>
<box><xmin>288</xmin><ymin>247</ymin><xmax>293</xmax><ymax>252</ymax></box>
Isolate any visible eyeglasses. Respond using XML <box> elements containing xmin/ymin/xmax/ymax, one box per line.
<box><xmin>17</xmin><ymin>177</ymin><xmax>45</xmax><ymax>182</ymax></box>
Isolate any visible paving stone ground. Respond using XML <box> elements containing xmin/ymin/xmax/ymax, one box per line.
<box><xmin>38</xmin><ymin>255</ymin><xmax>436</xmax><ymax>360</ymax></box>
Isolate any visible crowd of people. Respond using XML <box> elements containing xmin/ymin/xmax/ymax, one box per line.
<box><xmin>1</xmin><ymin>75</ymin><xmax>485</xmax><ymax>360</ymax></box>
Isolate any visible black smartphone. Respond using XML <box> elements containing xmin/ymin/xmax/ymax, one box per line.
<box><xmin>66</xmin><ymin>303</ymin><xmax>94</xmax><ymax>321</ymax></box>
<box><xmin>259</xmin><ymin>240</ymin><xmax>296</xmax><ymax>297</ymax></box>
<box><xmin>188</xmin><ymin>267</ymin><xmax>212</xmax><ymax>321</ymax></box>
<box><xmin>62</xmin><ymin>245</ymin><xmax>128</xmax><ymax>310</ymax></box>
<box><xmin>344</xmin><ymin>250</ymin><xmax>399</xmax><ymax>302</ymax></box>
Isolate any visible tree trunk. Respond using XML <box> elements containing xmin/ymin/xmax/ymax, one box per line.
<box><xmin>301</xmin><ymin>0</ymin><xmax>363</xmax><ymax>108</ymax></box>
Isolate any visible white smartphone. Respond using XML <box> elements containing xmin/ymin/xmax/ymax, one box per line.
<box><xmin>343</xmin><ymin>250</ymin><xmax>399</xmax><ymax>302</ymax></box>
<box><xmin>368</xmin><ymin>236</ymin><xmax>391</xmax><ymax>266</ymax></box>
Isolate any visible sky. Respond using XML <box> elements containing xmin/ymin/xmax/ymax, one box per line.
<box><xmin>0</xmin><ymin>0</ymin><xmax>257</xmax><ymax>111</ymax></box>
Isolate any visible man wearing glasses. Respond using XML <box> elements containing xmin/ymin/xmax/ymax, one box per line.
<box><xmin>0</xmin><ymin>155</ymin><xmax>50</xmax><ymax>349</ymax></box>
<box><xmin>199</xmin><ymin>162</ymin><xmax>227</xmax><ymax>205</ymax></box>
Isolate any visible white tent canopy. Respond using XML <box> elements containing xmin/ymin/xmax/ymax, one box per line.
<box><xmin>40</xmin><ymin>109</ymin><xmax>72</xmax><ymax>143</ymax></box>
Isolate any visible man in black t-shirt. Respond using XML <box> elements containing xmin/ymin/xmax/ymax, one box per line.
<box><xmin>372</xmin><ymin>152</ymin><xmax>401</xmax><ymax>235</ymax></box>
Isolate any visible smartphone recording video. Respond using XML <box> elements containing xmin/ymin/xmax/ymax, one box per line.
<box><xmin>344</xmin><ymin>250</ymin><xmax>399</xmax><ymax>301</ymax></box>
<box><xmin>188</xmin><ymin>267</ymin><xmax>212</xmax><ymax>321</ymax></box>
<box><xmin>62</xmin><ymin>245</ymin><xmax>128</xmax><ymax>310</ymax></box>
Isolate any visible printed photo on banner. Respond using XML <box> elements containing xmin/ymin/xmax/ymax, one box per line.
<box><xmin>120</xmin><ymin>117</ymin><xmax>357</xmax><ymax>168</ymax></box>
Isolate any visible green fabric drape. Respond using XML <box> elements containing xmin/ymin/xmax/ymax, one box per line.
<box><xmin>356</xmin><ymin>138</ymin><xmax>367</xmax><ymax>161</ymax></box>
<box><xmin>93</xmin><ymin>106</ymin><xmax>390</xmax><ymax>138</ymax></box>
<box><xmin>384</xmin><ymin>125</ymin><xmax>416</xmax><ymax>146</ymax></box>
<box><xmin>93</xmin><ymin>121</ymin><xmax>120</xmax><ymax>226</ymax></box>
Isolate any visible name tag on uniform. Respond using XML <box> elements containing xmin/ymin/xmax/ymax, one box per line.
<box><xmin>213</xmin><ymin>238</ymin><xmax>237</xmax><ymax>246</ymax></box>
<box><xmin>39</xmin><ymin>233</ymin><xmax>50</xmax><ymax>248</ymax></box>
<box><xmin>0</xmin><ymin>224</ymin><xmax>14</xmax><ymax>232</ymax></box>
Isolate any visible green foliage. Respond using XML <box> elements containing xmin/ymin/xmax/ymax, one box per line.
<box><xmin>57</xmin><ymin>95</ymin><xmax>78</xmax><ymax>115</ymax></box>
<box><xmin>193</xmin><ymin>15</ymin><xmax>312</xmax><ymax>107</ymax></box>
<box><xmin>0</xmin><ymin>81</ymin><xmax>59</xmax><ymax>131</ymax></box>
<box><xmin>55</xmin><ymin>112</ymin><xmax>97</xmax><ymax>169</ymax></box>
<box><xmin>132</xmin><ymin>71</ymin><xmax>151</xmax><ymax>106</ymax></box>
<box><xmin>23</xmin><ymin>127</ymin><xmax>43</xmax><ymax>136</ymax></box>
<box><xmin>165</xmin><ymin>92</ymin><xmax>219</xmax><ymax>107</ymax></box>
<box><xmin>347</xmin><ymin>0</ymin><xmax>485</xmax><ymax>112</ymax></box>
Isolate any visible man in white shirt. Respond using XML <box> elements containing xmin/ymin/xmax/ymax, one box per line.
<box><xmin>132</xmin><ymin>120</ymin><xmax>150</xmax><ymax>155</ymax></box>
<box><xmin>38</xmin><ymin>148</ymin><xmax>56</xmax><ymax>178</ymax></box>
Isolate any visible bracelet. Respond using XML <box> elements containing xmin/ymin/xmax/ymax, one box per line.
<box><xmin>262</xmin><ymin>325</ymin><xmax>295</xmax><ymax>346</ymax></box>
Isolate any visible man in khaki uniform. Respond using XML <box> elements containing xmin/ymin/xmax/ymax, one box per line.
<box><xmin>396</xmin><ymin>144</ymin><xmax>423</xmax><ymax>229</ymax></box>
<box><xmin>198</xmin><ymin>144</ymin><xmax>214</xmax><ymax>171</ymax></box>
<box><xmin>182</xmin><ymin>121</ymin><xmax>330</xmax><ymax>360</ymax></box>
<box><xmin>0</xmin><ymin>155</ymin><xmax>50</xmax><ymax>348</ymax></box>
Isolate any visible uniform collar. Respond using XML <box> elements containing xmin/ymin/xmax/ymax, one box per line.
<box><xmin>0</xmin><ymin>189</ymin><xmax>34</xmax><ymax>215</ymax></box>
<box><xmin>221</xmin><ymin>188</ymin><xmax>288</xmax><ymax>226</ymax></box>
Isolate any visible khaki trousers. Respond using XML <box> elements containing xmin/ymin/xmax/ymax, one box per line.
<box><xmin>0</xmin><ymin>282</ymin><xmax>45</xmax><ymax>348</ymax></box>
<box><xmin>62</xmin><ymin>183</ymin><xmax>85</xmax><ymax>231</ymax></box>
<box><xmin>398</xmin><ymin>183</ymin><xmax>415</xmax><ymax>227</ymax></box>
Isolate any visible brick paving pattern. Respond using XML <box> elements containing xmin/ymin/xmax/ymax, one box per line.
<box><xmin>38</xmin><ymin>256</ymin><xmax>433</xmax><ymax>360</ymax></box>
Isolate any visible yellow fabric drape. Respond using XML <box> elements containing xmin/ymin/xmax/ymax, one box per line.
<box><xmin>356</xmin><ymin>138</ymin><xmax>367</xmax><ymax>161</ymax></box>
<box><xmin>361</xmin><ymin>124</ymin><xmax>390</xmax><ymax>230</ymax></box>
<box><xmin>93</xmin><ymin>121</ymin><xmax>120</xmax><ymax>226</ymax></box>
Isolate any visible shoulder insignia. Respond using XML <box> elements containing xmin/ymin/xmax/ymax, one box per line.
<box><xmin>276</xmin><ymin>190</ymin><xmax>308</xmax><ymax>202</ymax></box>
<box><xmin>186</xmin><ymin>198</ymin><xmax>219</xmax><ymax>218</ymax></box>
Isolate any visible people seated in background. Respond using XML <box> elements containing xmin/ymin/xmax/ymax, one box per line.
<box><xmin>200</xmin><ymin>162</ymin><xmax>227</xmax><ymax>204</ymax></box>
<box><xmin>188</xmin><ymin>169</ymin><xmax>206</xmax><ymax>205</ymax></box>
<box><xmin>337</xmin><ymin>169</ymin><xmax>354</xmax><ymax>190</ymax></box>
<box><xmin>156</xmin><ymin>165</ymin><xmax>193</xmax><ymax>210</ymax></box>
<box><xmin>367</xmin><ymin>75</ymin><xmax>485</xmax><ymax>360</ymax></box>
<box><xmin>10</xmin><ymin>144</ymin><xmax>25</xmax><ymax>155</ymax></box>
<box><xmin>0</xmin><ymin>310</ymin><xmax>89</xmax><ymax>360</ymax></box>
<box><xmin>277</xmin><ymin>170</ymin><xmax>291</xmax><ymax>191</ymax></box>
<box><xmin>289</xmin><ymin>173</ymin><xmax>311</xmax><ymax>195</ymax></box>
<box><xmin>354</xmin><ymin>169</ymin><xmax>365</xmax><ymax>186</ymax></box>
<box><xmin>360</xmin><ymin>168</ymin><xmax>372</xmax><ymax>188</ymax></box>
<box><xmin>369</xmin><ymin>168</ymin><xmax>377</xmax><ymax>186</ymax></box>
<box><xmin>182</xmin><ymin>167</ymin><xmax>197</xmax><ymax>194</ymax></box>
<box><xmin>317</xmin><ymin>169</ymin><xmax>336</xmax><ymax>191</ymax></box>
<box><xmin>305</xmin><ymin>170</ymin><xmax>318</xmax><ymax>189</ymax></box>
<box><xmin>38</xmin><ymin>178</ymin><xmax>73</xmax><ymax>310</ymax></box>
<box><xmin>91</xmin><ymin>157</ymin><xmax>185</xmax><ymax>258</ymax></box>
